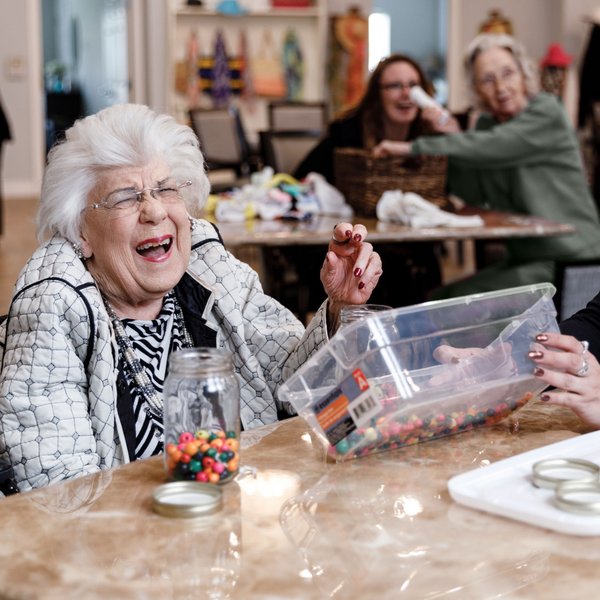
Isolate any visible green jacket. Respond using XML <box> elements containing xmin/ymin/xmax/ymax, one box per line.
<box><xmin>412</xmin><ymin>93</ymin><xmax>600</xmax><ymax>267</ymax></box>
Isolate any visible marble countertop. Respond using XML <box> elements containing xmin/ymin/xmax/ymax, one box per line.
<box><xmin>0</xmin><ymin>401</ymin><xmax>597</xmax><ymax>599</ymax></box>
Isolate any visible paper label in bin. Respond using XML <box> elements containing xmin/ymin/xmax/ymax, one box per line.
<box><xmin>315</xmin><ymin>368</ymin><xmax>382</xmax><ymax>446</ymax></box>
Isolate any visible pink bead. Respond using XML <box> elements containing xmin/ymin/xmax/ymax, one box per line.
<box><xmin>212</xmin><ymin>462</ymin><xmax>225</xmax><ymax>474</ymax></box>
<box><xmin>178</xmin><ymin>431</ymin><xmax>194</xmax><ymax>444</ymax></box>
<box><xmin>196</xmin><ymin>471</ymin><xmax>208</xmax><ymax>482</ymax></box>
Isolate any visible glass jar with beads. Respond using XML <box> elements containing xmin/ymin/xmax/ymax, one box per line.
<box><xmin>163</xmin><ymin>347</ymin><xmax>240</xmax><ymax>484</ymax></box>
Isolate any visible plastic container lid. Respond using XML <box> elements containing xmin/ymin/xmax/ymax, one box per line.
<box><xmin>152</xmin><ymin>481</ymin><xmax>223</xmax><ymax>518</ymax></box>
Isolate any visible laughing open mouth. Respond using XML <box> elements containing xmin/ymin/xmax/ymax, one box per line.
<box><xmin>136</xmin><ymin>236</ymin><xmax>173</xmax><ymax>258</ymax></box>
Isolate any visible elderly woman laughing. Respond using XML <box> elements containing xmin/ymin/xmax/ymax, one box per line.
<box><xmin>0</xmin><ymin>103</ymin><xmax>382</xmax><ymax>493</ymax></box>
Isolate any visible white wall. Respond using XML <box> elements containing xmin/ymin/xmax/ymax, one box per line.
<box><xmin>0</xmin><ymin>0</ymin><xmax>44</xmax><ymax>198</ymax></box>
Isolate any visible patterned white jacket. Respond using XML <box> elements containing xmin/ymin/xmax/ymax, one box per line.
<box><xmin>0</xmin><ymin>219</ymin><xmax>329</xmax><ymax>492</ymax></box>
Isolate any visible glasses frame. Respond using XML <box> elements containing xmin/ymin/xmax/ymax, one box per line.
<box><xmin>91</xmin><ymin>180</ymin><xmax>193</xmax><ymax>212</ymax></box>
<box><xmin>476</xmin><ymin>67</ymin><xmax>520</xmax><ymax>91</ymax></box>
<box><xmin>380</xmin><ymin>81</ymin><xmax>420</xmax><ymax>93</ymax></box>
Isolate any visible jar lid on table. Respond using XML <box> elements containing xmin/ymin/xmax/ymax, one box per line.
<box><xmin>152</xmin><ymin>481</ymin><xmax>223</xmax><ymax>518</ymax></box>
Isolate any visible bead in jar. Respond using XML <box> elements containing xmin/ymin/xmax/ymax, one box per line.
<box><xmin>164</xmin><ymin>347</ymin><xmax>240</xmax><ymax>484</ymax></box>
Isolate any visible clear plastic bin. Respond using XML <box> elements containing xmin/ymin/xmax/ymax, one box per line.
<box><xmin>279</xmin><ymin>284</ymin><xmax>558</xmax><ymax>461</ymax></box>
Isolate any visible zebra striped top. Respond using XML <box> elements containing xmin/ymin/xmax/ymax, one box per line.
<box><xmin>121</xmin><ymin>293</ymin><xmax>191</xmax><ymax>460</ymax></box>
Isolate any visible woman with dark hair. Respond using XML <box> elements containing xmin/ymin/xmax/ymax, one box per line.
<box><xmin>294</xmin><ymin>53</ymin><xmax>436</xmax><ymax>182</ymax></box>
<box><xmin>293</xmin><ymin>55</ymin><xmax>441</xmax><ymax>308</ymax></box>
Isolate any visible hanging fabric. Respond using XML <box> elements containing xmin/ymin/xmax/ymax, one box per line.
<box><xmin>252</xmin><ymin>30</ymin><xmax>286</xmax><ymax>98</ymax></box>
<box><xmin>197</xmin><ymin>31</ymin><xmax>244</xmax><ymax>101</ymax></box>
<box><xmin>282</xmin><ymin>29</ymin><xmax>304</xmax><ymax>101</ymax></box>
<box><xmin>212</xmin><ymin>30</ymin><xmax>232</xmax><ymax>107</ymax></box>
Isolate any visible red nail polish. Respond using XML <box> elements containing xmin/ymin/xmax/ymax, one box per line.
<box><xmin>354</xmin><ymin>234</ymin><xmax>362</xmax><ymax>242</ymax></box>
<box><xmin>358</xmin><ymin>282</ymin><xmax>365</xmax><ymax>290</ymax></box>
<box><xmin>345</xmin><ymin>230</ymin><xmax>352</xmax><ymax>238</ymax></box>
<box><xmin>540</xmin><ymin>394</ymin><xmax>550</xmax><ymax>402</ymax></box>
<box><xmin>528</xmin><ymin>351</ymin><xmax>543</xmax><ymax>359</ymax></box>
<box><xmin>354</xmin><ymin>268</ymin><xmax>362</xmax><ymax>277</ymax></box>
<box><xmin>536</xmin><ymin>334</ymin><xmax>548</xmax><ymax>342</ymax></box>
<box><xmin>534</xmin><ymin>367</ymin><xmax>544</xmax><ymax>376</ymax></box>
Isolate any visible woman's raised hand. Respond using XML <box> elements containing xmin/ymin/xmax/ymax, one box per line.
<box><xmin>320</xmin><ymin>222</ymin><xmax>382</xmax><ymax>332</ymax></box>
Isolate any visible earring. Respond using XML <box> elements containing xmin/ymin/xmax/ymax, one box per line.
<box><xmin>72</xmin><ymin>242</ymin><xmax>86</xmax><ymax>261</ymax></box>
<box><xmin>189</xmin><ymin>216</ymin><xmax>197</xmax><ymax>231</ymax></box>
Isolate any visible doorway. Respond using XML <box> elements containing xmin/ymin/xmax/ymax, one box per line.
<box><xmin>41</xmin><ymin>0</ymin><xmax>130</xmax><ymax>151</ymax></box>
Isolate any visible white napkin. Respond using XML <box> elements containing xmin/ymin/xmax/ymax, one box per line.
<box><xmin>376</xmin><ymin>190</ymin><xmax>484</xmax><ymax>228</ymax></box>
<box><xmin>304</xmin><ymin>172</ymin><xmax>354</xmax><ymax>218</ymax></box>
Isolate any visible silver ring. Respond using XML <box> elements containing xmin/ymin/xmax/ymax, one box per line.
<box><xmin>531</xmin><ymin>457</ymin><xmax>600</xmax><ymax>489</ymax></box>
<box><xmin>576</xmin><ymin>357</ymin><xmax>590</xmax><ymax>377</ymax></box>
<box><xmin>581</xmin><ymin>340</ymin><xmax>590</xmax><ymax>354</ymax></box>
<box><xmin>555</xmin><ymin>480</ymin><xmax>600</xmax><ymax>515</ymax></box>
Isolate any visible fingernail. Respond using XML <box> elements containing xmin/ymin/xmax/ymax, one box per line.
<box><xmin>536</xmin><ymin>334</ymin><xmax>548</xmax><ymax>342</ymax></box>
<box><xmin>358</xmin><ymin>282</ymin><xmax>365</xmax><ymax>290</ymax></box>
<box><xmin>540</xmin><ymin>394</ymin><xmax>550</xmax><ymax>402</ymax></box>
<box><xmin>534</xmin><ymin>367</ymin><xmax>544</xmax><ymax>376</ymax></box>
<box><xmin>528</xmin><ymin>350</ymin><xmax>544</xmax><ymax>359</ymax></box>
<box><xmin>354</xmin><ymin>268</ymin><xmax>362</xmax><ymax>277</ymax></box>
<box><xmin>345</xmin><ymin>230</ymin><xmax>352</xmax><ymax>238</ymax></box>
<box><xmin>353</xmin><ymin>234</ymin><xmax>362</xmax><ymax>242</ymax></box>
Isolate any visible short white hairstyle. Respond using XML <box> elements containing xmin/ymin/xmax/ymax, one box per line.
<box><xmin>37</xmin><ymin>103</ymin><xmax>210</xmax><ymax>243</ymax></box>
<box><xmin>464</xmin><ymin>33</ymin><xmax>539</xmax><ymax>110</ymax></box>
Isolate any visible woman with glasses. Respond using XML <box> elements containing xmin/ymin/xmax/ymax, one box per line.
<box><xmin>374</xmin><ymin>33</ymin><xmax>600</xmax><ymax>298</ymax></box>
<box><xmin>295</xmin><ymin>53</ymin><xmax>436</xmax><ymax>183</ymax></box>
<box><xmin>0</xmin><ymin>103</ymin><xmax>382</xmax><ymax>493</ymax></box>
<box><xmin>294</xmin><ymin>54</ymin><xmax>443</xmax><ymax>308</ymax></box>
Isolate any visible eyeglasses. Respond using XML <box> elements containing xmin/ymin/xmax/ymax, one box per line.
<box><xmin>380</xmin><ymin>81</ymin><xmax>419</xmax><ymax>92</ymax></box>
<box><xmin>91</xmin><ymin>180</ymin><xmax>192</xmax><ymax>214</ymax></box>
<box><xmin>476</xmin><ymin>67</ymin><xmax>520</xmax><ymax>90</ymax></box>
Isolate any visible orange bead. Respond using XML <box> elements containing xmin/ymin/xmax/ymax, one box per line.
<box><xmin>184</xmin><ymin>441</ymin><xmax>199</xmax><ymax>455</ymax></box>
<box><xmin>208</xmin><ymin>472</ymin><xmax>220</xmax><ymax>484</ymax></box>
<box><xmin>210</xmin><ymin>438</ymin><xmax>224</xmax><ymax>449</ymax></box>
<box><xmin>227</xmin><ymin>439</ymin><xmax>239</xmax><ymax>452</ymax></box>
<box><xmin>227</xmin><ymin>459</ymin><xmax>239</xmax><ymax>472</ymax></box>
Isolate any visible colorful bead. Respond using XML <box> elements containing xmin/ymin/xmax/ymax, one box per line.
<box><xmin>165</xmin><ymin>428</ymin><xmax>240</xmax><ymax>484</ymax></box>
<box><xmin>326</xmin><ymin>390</ymin><xmax>535</xmax><ymax>461</ymax></box>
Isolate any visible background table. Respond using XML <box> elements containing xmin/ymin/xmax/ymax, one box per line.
<box><xmin>209</xmin><ymin>209</ymin><xmax>576</xmax><ymax>320</ymax></box>
<box><xmin>0</xmin><ymin>401</ymin><xmax>595</xmax><ymax>599</ymax></box>
<box><xmin>211</xmin><ymin>208</ymin><xmax>576</xmax><ymax>248</ymax></box>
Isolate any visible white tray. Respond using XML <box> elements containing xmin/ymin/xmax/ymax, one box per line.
<box><xmin>448</xmin><ymin>430</ymin><xmax>600</xmax><ymax>536</ymax></box>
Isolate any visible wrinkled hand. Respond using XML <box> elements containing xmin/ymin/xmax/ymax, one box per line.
<box><xmin>420</xmin><ymin>106</ymin><xmax>461</xmax><ymax>134</ymax></box>
<box><xmin>321</xmin><ymin>222</ymin><xmax>382</xmax><ymax>333</ymax></box>
<box><xmin>528</xmin><ymin>332</ymin><xmax>600</xmax><ymax>429</ymax></box>
<box><xmin>372</xmin><ymin>140</ymin><xmax>412</xmax><ymax>158</ymax></box>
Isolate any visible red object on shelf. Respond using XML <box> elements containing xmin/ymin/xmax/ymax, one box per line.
<box><xmin>272</xmin><ymin>0</ymin><xmax>311</xmax><ymax>7</ymax></box>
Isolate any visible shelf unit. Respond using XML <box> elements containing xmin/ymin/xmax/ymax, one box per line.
<box><xmin>166</xmin><ymin>0</ymin><xmax>328</xmax><ymax>140</ymax></box>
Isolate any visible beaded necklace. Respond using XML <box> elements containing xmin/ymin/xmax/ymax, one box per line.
<box><xmin>104</xmin><ymin>291</ymin><xmax>194</xmax><ymax>417</ymax></box>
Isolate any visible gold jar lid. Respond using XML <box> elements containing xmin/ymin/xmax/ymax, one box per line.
<box><xmin>152</xmin><ymin>481</ymin><xmax>223</xmax><ymax>518</ymax></box>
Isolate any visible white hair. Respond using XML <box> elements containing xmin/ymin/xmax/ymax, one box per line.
<box><xmin>37</xmin><ymin>103</ymin><xmax>210</xmax><ymax>243</ymax></box>
<box><xmin>464</xmin><ymin>33</ymin><xmax>540</xmax><ymax>110</ymax></box>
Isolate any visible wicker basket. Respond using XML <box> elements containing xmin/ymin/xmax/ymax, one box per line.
<box><xmin>334</xmin><ymin>148</ymin><xmax>448</xmax><ymax>217</ymax></box>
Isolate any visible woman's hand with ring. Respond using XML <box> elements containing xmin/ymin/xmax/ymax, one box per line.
<box><xmin>321</xmin><ymin>222</ymin><xmax>383</xmax><ymax>333</ymax></box>
<box><xmin>527</xmin><ymin>332</ymin><xmax>600</xmax><ymax>428</ymax></box>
